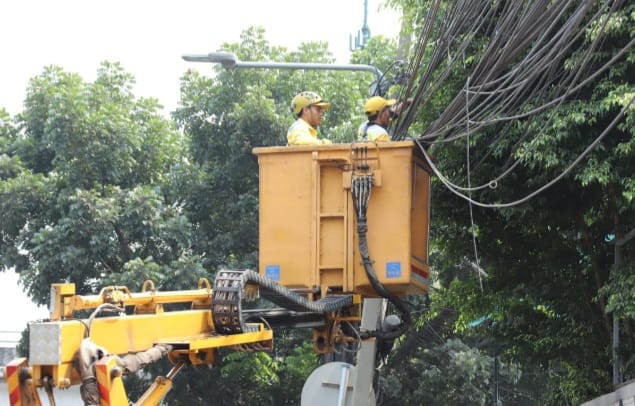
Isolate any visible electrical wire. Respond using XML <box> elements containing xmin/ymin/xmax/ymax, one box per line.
<box><xmin>464</xmin><ymin>76</ymin><xmax>484</xmax><ymax>289</ymax></box>
<box><xmin>416</xmin><ymin>91</ymin><xmax>635</xmax><ymax>208</ymax></box>
<box><xmin>377</xmin><ymin>0</ymin><xmax>634</xmax><ymax>211</ymax></box>
<box><xmin>388</xmin><ymin>0</ymin><xmax>633</xmax><ymax>201</ymax></box>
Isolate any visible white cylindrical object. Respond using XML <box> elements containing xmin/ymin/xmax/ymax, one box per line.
<box><xmin>336</xmin><ymin>364</ymin><xmax>351</xmax><ymax>406</ymax></box>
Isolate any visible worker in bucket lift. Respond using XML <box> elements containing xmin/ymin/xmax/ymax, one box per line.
<box><xmin>287</xmin><ymin>91</ymin><xmax>332</xmax><ymax>145</ymax></box>
<box><xmin>358</xmin><ymin>96</ymin><xmax>411</xmax><ymax>142</ymax></box>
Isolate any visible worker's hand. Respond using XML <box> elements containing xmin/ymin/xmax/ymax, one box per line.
<box><xmin>76</xmin><ymin>338</ymin><xmax>109</xmax><ymax>379</ymax></box>
<box><xmin>400</xmin><ymin>98</ymin><xmax>414</xmax><ymax>110</ymax></box>
<box><xmin>392</xmin><ymin>98</ymin><xmax>414</xmax><ymax>118</ymax></box>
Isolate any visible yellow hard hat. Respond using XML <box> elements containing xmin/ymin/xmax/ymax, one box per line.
<box><xmin>364</xmin><ymin>96</ymin><xmax>396</xmax><ymax>117</ymax></box>
<box><xmin>291</xmin><ymin>91</ymin><xmax>330</xmax><ymax>116</ymax></box>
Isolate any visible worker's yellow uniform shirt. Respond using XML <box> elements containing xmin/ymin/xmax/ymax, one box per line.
<box><xmin>357</xmin><ymin>122</ymin><xmax>391</xmax><ymax>142</ymax></box>
<box><xmin>287</xmin><ymin>119</ymin><xmax>332</xmax><ymax>145</ymax></box>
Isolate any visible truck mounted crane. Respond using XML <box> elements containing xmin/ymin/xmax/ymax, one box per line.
<box><xmin>3</xmin><ymin>140</ymin><xmax>431</xmax><ymax>405</ymax></box>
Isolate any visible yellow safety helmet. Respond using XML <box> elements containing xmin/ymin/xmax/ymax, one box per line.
<box><xmin>364</xmin><ymin>96</ymin><xmax>396</xmax><ymax>117</ymax></box>
<box><xmin>291</xmin><ymin>91</ymin><xmax>330</xmax><ymax>116</ymax></box>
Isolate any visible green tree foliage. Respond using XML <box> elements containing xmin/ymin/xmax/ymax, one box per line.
<box><xmin>0</xmin><ymin>62</ymin><xmax>205</xmax><ymax>304</ymax></box>
<box><xmin>165</xmin><ymin>26</ymin><xmax>376</xmax><ymax>404</ymax></box>
<box><xmin>172</xmin><ymin>26</ymin><xmax>372</xmax><ymax>273</ymax></box>
<box><xmin>380</xmin><ymin>338</ymin><xmax>496</xmax><ymax>404</ymax></box>
<box><xmin>5</xmin><ymin>1</ymin><xmax>633</xmax><ymax>402</ymax></box>
<box><xmin>387</xmin><ymin>0</ymin><xmax>635</xmax><ymax>402</ymax></box>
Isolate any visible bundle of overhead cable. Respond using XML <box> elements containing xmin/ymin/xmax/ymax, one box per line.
<box><xmin>389</xmin><ymin>0</ymin><xmax>634</xmax><ymax>208</ymax></box>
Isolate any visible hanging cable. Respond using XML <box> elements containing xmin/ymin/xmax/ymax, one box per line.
<box><xmin>464</xmin><ymin>76</ymin><xmax>484</xmax><ymax>290</ymax></box>
<box><xmin>389</xmin><ymin>0</ymin><xmax>633</xmax><ymax>199</ymax></box>
<box><xmin>416</xmin><ymin>91</ymin><xmax>635</xmax><ymax>208</ymax></box>
<box><xmin>350</xmin><ymin>170</ymin><xmax>412</xmax><ymax>340</ymax></box>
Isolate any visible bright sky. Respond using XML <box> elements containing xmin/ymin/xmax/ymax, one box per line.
<box><xmin>0</xmin><ymin>271</ymin><xmax>48</xmax><ymax>339</ymax></box>
<box><xmin>0</xmin><ymin>0</ymin><xmax>401</xmax><ymax>336</ymax></box>
<box><xmin>1</xmin><ymin>0</ymin><xmax>401</xmax><ymax>117</ymax></box>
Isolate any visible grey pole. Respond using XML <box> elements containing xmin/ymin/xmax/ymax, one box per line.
<box><xmin>352</xmin><ymin>298</ymin><xmax>385</xmax><ymax>406</ymax></box>
<box><xmin>613</xmin><ymin>227</ymin><xmax>635</xmax><ymax>386</ymax></box>
<box><xmin>336</xmin><ymin>364</ymin><xmax>351</xmax><ymax>406</ymax></box>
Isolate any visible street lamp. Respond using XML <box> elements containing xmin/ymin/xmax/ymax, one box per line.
<box><xmin>182</xmin><ymin>51</ymin><xmax>387</xmax><ymax>96</ymax></box>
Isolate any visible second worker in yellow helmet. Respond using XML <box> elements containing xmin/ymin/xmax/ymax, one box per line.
<box><xmin>358</xmin><ymin>96</ymin><xmax>410</xmax><ymax>142</ymax></box>
<box><xmin>287</xmin><ymin>91</ymin><xmax>332</xmax><ymax>146</ymax></box>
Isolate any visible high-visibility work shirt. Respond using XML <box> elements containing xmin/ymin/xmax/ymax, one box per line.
<box><xmin>357</xmin><ymin>122</ymin><xmax>391</xmax><ymax>142</ymax></box>
<box><xmin>287</xmin><ymin>119</ymin><xmax>332</xmax><ymax>145</ymax></box>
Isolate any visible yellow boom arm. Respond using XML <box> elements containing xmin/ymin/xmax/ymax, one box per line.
<box><xmin>5</xmin><ymin>279</ymin><xmax>273</xmax><ymax>406</ymax></box>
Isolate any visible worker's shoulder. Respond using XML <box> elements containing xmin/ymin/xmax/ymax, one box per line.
<box><xmin>288</xmin><ymin>119</ymin><xmax>310</xmax><ymax>133</ymax></box>
<box><xmin>367</xmin><ymin>124</ymin><xmax>388</xmax><ymax>136</ymax></box>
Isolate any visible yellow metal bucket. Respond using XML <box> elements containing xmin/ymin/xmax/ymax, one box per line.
<box><xmin>253</xmin><ymin>141</ymin><xmax>431</xmax><ymax>298</ymax></box>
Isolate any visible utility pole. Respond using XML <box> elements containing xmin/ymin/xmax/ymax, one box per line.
<box><xmin>613</xmin><ymin>226</ymin><xmax>635</xmax><ymax>387</ymax></box>
<box><xmin>350</xmin><ymin>0</ymin><xmax>371</xmax><ymax>51</ymax></box>
<box><xmin>395</xmin><ymin>10</ymin><xmax>411</xmax><ymax>62</ymax></box>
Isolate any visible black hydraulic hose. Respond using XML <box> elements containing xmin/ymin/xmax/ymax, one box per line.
<box><xmin>356</xmin><ymin>216</ymin><xmax>411</xmax><ymax>340</ymax></box>
<box><xmin>351</xmin><ymin>175</ymin><xmax>411</xmax><ymax>340</ymax></box>
<box><xmin>241</xmin><ymin>270</ymin><xmax>353</xmax><ymax>313</ymax></box>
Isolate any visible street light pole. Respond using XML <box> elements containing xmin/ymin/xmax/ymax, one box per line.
<box><xmin>182</xmin><ymin>51</ymin><xmax>386</xmax><ymax>96</ymax></box>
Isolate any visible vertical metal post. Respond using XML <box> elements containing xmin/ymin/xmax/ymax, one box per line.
<box><xmin>350</xmin><ymin>0</ymin><xmax>371</xmax><ymax>51</ymax></box>
<box><xmin>337</xmin><ymin>364</ymin><xmax>351</xmax><ymax>406</ymax></box>
<box><xmin>352</xmin><ymin>298</ymin><xmax>385</xmax><ymax>406</ymax></box>
<box><xmin>612</xmin><ymin>227</ymin><xmax>635</xmax><ymax>387</ymax></box>
<box><xmin>613</xmin><ymin>231</ymin><xmax>623</xmax><ymax>386</ymax></box>
<box><xmin>494</xmin><ymin>345</ymin><xmax>499</xmax><ymax>405</ymax></box>
<box><xmin>613</xmin><ymin>316</ymin><xmax>620</xmax><ymax>386</ymax></box>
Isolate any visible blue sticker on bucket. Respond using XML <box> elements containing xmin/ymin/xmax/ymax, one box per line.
<box><xmin>266</xmin><ymin>265</ymin><xmax>280</xmax><ymax>281</ymax></box>
<box><xmin>386</xmin><ymin>262</ymin><xmax>401</xmax><ymax>278</ymax></box>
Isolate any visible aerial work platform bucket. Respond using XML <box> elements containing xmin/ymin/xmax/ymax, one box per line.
<box><xmin>253</xmin><ymin>141</ymin><xmax>431</xmax><ymax>298</ymax></box>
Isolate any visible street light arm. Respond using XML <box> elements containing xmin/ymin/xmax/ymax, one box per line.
<box><xmin>182</xmin><ymin>52</ymin><xmax>238</xmax><ymax>68</ymax></box>
<box><xmin>182</xmin><ymin>54</ymin><xmax>214</xmax><ymax>63</ymax></box>
<box><xmin>181</xmin><ymin>51</ymin><xmax>385</xmax><ymax>95</ymax></box>
<box><xmin>232</xmin><ymin>61</ymin><xmax>381</xmax><ymax>81</ymax></box>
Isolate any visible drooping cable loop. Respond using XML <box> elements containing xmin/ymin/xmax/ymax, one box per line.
<box><xmin>386</xmin><ymin>0</ymin><xmax>632</xmax><ymax>208</ymax></box>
